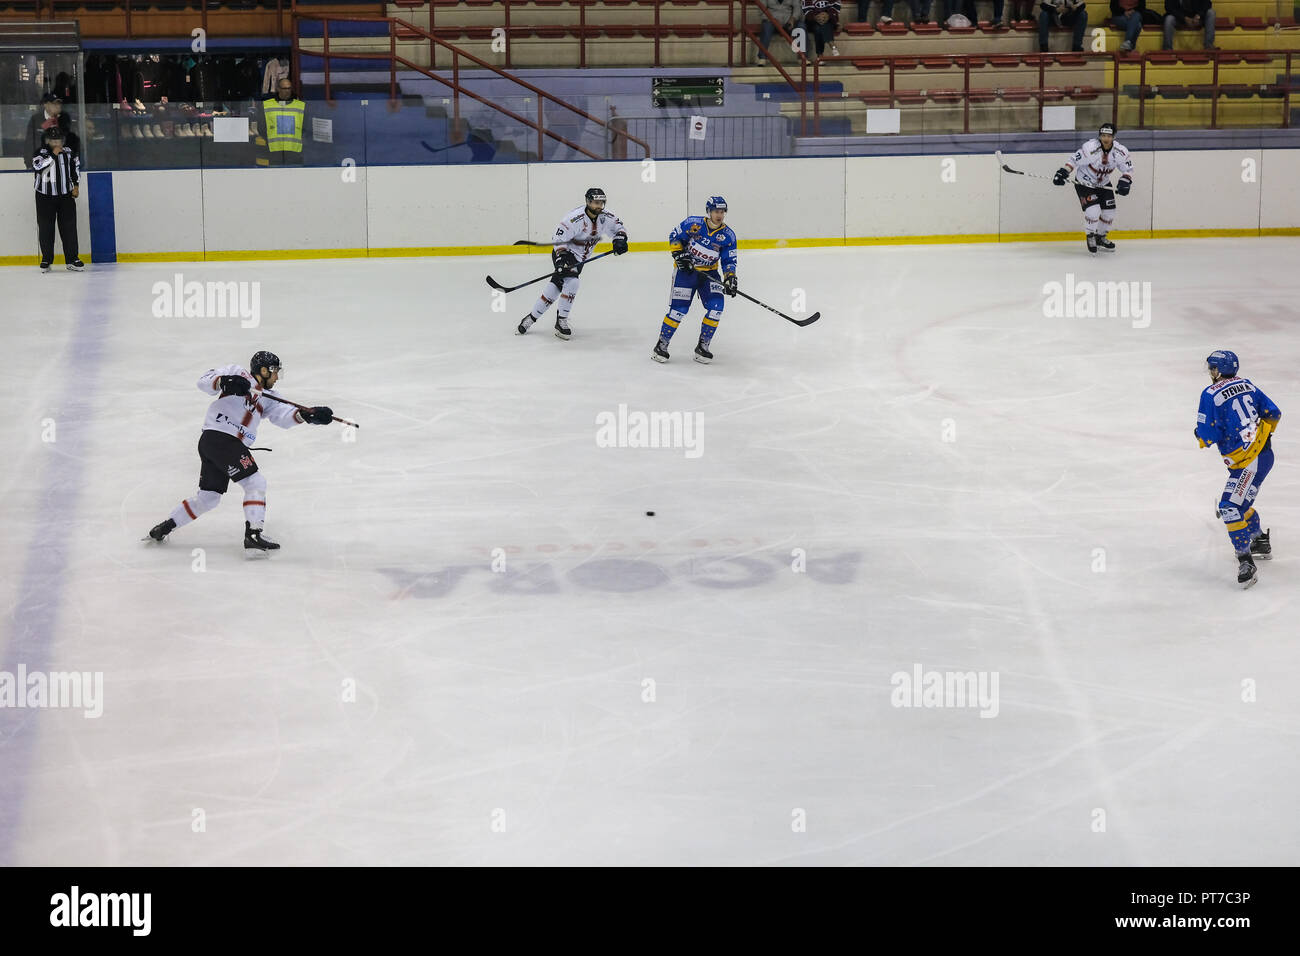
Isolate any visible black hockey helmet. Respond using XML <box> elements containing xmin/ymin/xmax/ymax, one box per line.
<box><xmin>249</xmin><ymin>350</ymin><xmax>282</xmax><ymax>379</ymax></box>
<box><xmin>42</xmin><ymin>125</ymin><xmax>65</xmax><ymax>145</ymax></box>
<box><xmin>1099</xmin><ymin>122</ymin><xmax>1117</xmax><ymax>137</ymax></box>
<box><xmin>585</xmin><ymin>187</ymin><xmax>606</xmax><ymax>206</ymax></box>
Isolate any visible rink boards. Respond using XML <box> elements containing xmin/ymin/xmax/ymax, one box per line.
<box><xmin>2</xmin><ymin>149</ymin><xmax>1300</xmax><ymax>263</ymax></box>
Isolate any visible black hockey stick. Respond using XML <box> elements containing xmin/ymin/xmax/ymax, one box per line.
<box><xmin>260</xmin><ymin>390</ymin><xmax>360</xmax><ymax>429</ymax></box>
<box><xmin>996</xmin><ymin>150</ymin><xmax>1075</xmax><ymax>183</ymax></box>
<box><xmin>486</xmin><ymin>250</ymin><xmax>614</xmax><ymax>293</ymax></box>
<box><xmin>735</xmin><ymin>289</ymin><xmax>820</xmax><ymax>327</ymax></box>
<box><xmin>512</xmin><ymin>239</ymin><xmax>552</xmax><ymax>246</ymax></box>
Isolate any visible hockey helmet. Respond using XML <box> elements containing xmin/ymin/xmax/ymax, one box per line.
<box><xmin>250</xmin><ymin>350</ymin><xmax>283</xmax><ymax>379</ymax></box>
<box><xmin>1206</xmin><ymin>350</ymin><xmax>1239</xmax><ymax>378</ymax></box>
<box><xmin>705</xmin><ymin>195</ymin><xmax>728</xmax><ymax>214</ymax></box>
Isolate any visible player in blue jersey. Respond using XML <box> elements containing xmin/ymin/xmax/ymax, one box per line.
<box><xmin>652</xmin><ymin>196</ymin><xmax>739</xmax><ymax>365</ymax></box>
<box><xmin>1195</xmin><ymin>350</ymin><xmax>1282</xmax><ymax>588</ymax></box>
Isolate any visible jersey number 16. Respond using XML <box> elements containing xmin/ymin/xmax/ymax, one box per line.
<box><xmin>1232</xmin><ymin>395</ymin><xmax>1258</xmax><ymax>445</ymax></box>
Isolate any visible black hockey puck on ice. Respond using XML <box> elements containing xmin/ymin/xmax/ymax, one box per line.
<box><xmin>646</xmin><ymin>511</ymin><xmax>655</xmax><ymax>516</ymax></box>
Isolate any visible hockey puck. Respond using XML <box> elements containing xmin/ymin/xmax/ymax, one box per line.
<box><xmin>645</xmin><ymin>511</ymin><xmax>655</xmax><ymax>517</ymax></box>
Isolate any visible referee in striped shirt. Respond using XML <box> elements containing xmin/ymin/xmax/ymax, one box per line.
<box><xmin>32</xmin><ymin>126</ymin><xmax>84</xmax><ymax>272</ymax></box>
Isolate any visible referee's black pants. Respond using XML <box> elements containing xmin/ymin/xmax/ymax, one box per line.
<box><xmin>35</xmin><ymin>192</ymin><xmax>78</xmax><ymax>264</ymax></box>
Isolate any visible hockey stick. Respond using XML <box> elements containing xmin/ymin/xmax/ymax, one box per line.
<box><xmin>485</xmin><ymin>250</ymin><xmax>615</xmax><ymax>293</ymax></box>
<box><xmin>996</xmin><ymin>150</ymin><xmax>1074</xmax><ymax>183</ymax></box>
<box><xmin>735</xmin><ymin>289</ymin><xmax>820</xmax><ymax>327</ymax></box>
<box><xmin>259</xmin><ymin>390</ymin><xmax>360</xmax><ymax>429</ymax></box>
<box><xmin>512</xmin><ymin>240</ymin><xmax>552</xmax><ymax>246</ymax></box>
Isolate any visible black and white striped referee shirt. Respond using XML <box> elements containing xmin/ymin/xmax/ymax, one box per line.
<box><xmin>32</xmin><ymin>147</ymin><xmax>80</xmax><ymax>197</ymax></box>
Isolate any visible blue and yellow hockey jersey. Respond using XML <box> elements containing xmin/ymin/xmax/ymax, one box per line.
<box><xmin>668</xmin><ymin>216</ymin><xmax>738</xmax><ymax>277</ymax></box>
<box><xmin>1195</xmin><ymin>376</ymin><xmax>1281</xmax><ymax>468</ymax></box>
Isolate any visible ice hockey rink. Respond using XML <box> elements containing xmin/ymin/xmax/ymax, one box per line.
<box><xmin>2</xmin><ymin>237</ymin><xmax>1298</xmax><ymax>867</ymax></box>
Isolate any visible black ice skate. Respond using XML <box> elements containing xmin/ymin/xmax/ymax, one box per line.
<box><xmin>652</xmin><ymin>340</ymin><xmax>670</xmax><ymax>363</ymax></box>
<box><xmin>554</xmin><ymin>316</ymin><xmax>572</xmax><ymax>340</ymax></box>
<box><xmin>245</xmin><ymin>521</ymin><xmax>280</xmax><ymax>553</ymax></box>
<box><xmin>1250</xmin><ymin>528</ymin><xmax>1272</xmax><ymax>560</ymax></box>
<box><xmin>1095</xmin><ymin>236</ymin><xmax>1115</xmax><ymax>251</ymax></box>
<box><xmin>146</xmin><ymin>518</ymin><xmax>176</xmax><ymax>542</ymax></box>
<box><xmin>67</xmin><ymin>259</ymin><xmax>85</xmax><ymax>271</ymax></box>
<box><xmin>693</xmin><ymin>342</ymin><xmax>713</xmax><ymax>365</ymax></box>
<box><xmin>1086</xmin><ymin>233</ymin><xmax>1098</xmax><ymax>254</ymax></box>
<box><xmin>1237</xmin><ymin>552</ymin><xmax>1258</xmax><ymax>589</ymax></box>
<box><xmin>516</xmin><ymin>314</ymin><xmax>536</xmax><ymax>335</ymax></box>
<box><xmin>40</xmin><ymin>261</ymin><xmax>51</xmax><ymax>273</ymax></box>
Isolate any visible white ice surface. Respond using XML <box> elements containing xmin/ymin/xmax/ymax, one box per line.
<box><xmin>2</xmin><ymin>239</ymin><xmax>1298</xmax><ymax>866</ymax></box>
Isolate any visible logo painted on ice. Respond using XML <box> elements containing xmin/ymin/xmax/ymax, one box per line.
<box><xmin>596</xmin><ymin>403</ymin><xmax>703</xmax><ymax>459</ymax></box>
<box><xmin>380</xmin><ymin>550</ymin><xmax>862</xmax><ymax>599</ymax></box>
<box><xmin>1041</xmin><ymin>273</ymin><xmax>1152</xmax><ymax>328</ymax></box>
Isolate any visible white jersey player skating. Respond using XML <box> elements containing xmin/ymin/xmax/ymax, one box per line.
<box><xmin>1053</xmin><ymin>122</ymin><xmax>1134</xmax><ymax>254</ymax></box>
<box><xmin>516</xmin><ymin>186</ymin><xmax>629</xmax><ymax>340</ymax></box>
<box><xmin>144</xmin><ymin>351</ymin><xmax>335</xmax><ymax>553</ymax></box>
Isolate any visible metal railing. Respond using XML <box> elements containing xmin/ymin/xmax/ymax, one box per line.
<box><xmin>295</xmin><ymin>11</ymin><xmax>652</xmax><ymax>159</ymax></box>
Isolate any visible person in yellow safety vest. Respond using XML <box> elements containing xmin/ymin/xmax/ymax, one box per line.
<box><xmin>260</xmin><ymin>78</ymin><xmax>305</xmax><ymax>166</ymax></box>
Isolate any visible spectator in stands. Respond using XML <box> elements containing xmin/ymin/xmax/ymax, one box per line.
<box><xmin>24</xmin><ymin>93</ymin><xmax>80</xmax><ymax>169</ymax></box>
<box><xmin>802</xmin><ymin>0</ymin><xmax>841</xmax><ymax>58</ymax></box>
<box><xmin>1163</xmin><ymin>0</ymin><xmax>1216</xmax><ymax>49</ymax></box>
<box><xmin>1008</xmin><ymin>0</ymin><xmax>1037</xmax><ymax>22</ymax></box>
<box><xmin>1039</xmin><ymin>0</ymin><xmax>1088</xmax><ymax>51</ymax></box>
<box><xmin>1110</xmin><ymin>0</ymin><xmax>1163</xmax><ymax>52</ymax></box>
<box><xmin>757</xmin><ymin>0</ymin><xmax>802</xmax><ymax>63</ymax></box>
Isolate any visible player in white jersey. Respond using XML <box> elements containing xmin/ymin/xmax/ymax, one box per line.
<box><xmin>145</xmin><ymin>351</ymin><xmax>334</xmax><ymax>553</ymax></box>
<box><xmin>1053</xmin><ymin>122</ymin><xmax>1134</xmax><ymax>254</ymax></box>
<box><xmin>516</xmin><ymin>187</ymin><xmax>629</xmax><ymax>340</ymax></box>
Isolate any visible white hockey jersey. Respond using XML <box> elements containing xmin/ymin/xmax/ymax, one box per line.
<box><xmin>1065</xmin><ymin>138</ymin><xmax>1134</xmax><ymax>189</ymax></box>
<box><xmin>197</xmin><ymin>366</ymin><xmax>301</xmax><ymax>446</ymax></box>
<box><xmin>552</xmin><ymin>205</ymin><xmax>627</xmax><ymax>263</ymax></box>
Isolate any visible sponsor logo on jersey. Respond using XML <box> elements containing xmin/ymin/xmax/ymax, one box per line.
<box><xmin>239</xmin><ymin>454</ymin><xmax>254</xmax><ymax>469</ymax></box>
<box><xmin>1197</xmin><ymin>412</ymin><xmax>1207</xmax><ymax>423</ymax></box>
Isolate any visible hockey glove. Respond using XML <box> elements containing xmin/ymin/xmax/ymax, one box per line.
<box><xmin>723</xmin><ymin>274</ymin><xmax>738</xmax><ymax>297</ymax></box>
<box><xmin>672</xmin><ymin>248</ymin><xmax>695</xmax><ymax>270</ymax></box>
<box><xmin>612</xmin><ymin>233</ymin><xmax>629</xmax><ymax>256</ymax></box>
<box><xmin>1052</xmin><ymin>167</ymin><xmax>1070</xmax><ymax>186</ymax></box>
<box><xmin>219</xmin><ymin>374</ymin><xmax>251</xmax><ymax>397</ymax></box>
<box><xmin>1116</xmin><ymin>177</ymin><xmax>1131</xmax><ymax>196</ymax></box>
<box><xmin>302</xmin><ymin>406</ymin><xmax>334</xmax><ymax>425</ymax></box>
<box><xmin>551</xmin><ymin>248</ymin><xmax>580</xmax><ymax>279</ymax></box>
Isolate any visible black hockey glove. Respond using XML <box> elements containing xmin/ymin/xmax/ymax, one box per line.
<box><xmin>1116</xmin><ymin>177</ymin><xmax>1131</xmax><ymax>196</ymax></box>
<box><xmin>723</xmin><ymin>274</ymin><xmax>738</xmax><ymax>297</ymax></box>
<box><xmin>219</xmin><ymin>374</ymin><xmax>251</xmax><ymax>397</ymax></box>
<box><xmin>1052</xmin><ymin>167</ymin><xmax>1070</xmax><ymax>186</ymax></box>
<box><xmin>672</xmin><ymin>248</ymin><xmax>695</xmax><ymax>270</ymax></box>
<box><xmin>612</xmin><ymin>233</ymin><xmax>629</xmax><ymax>256</ymax></box>
<box><xmin>301</xmin><ymin>406</ymin><xmax>333</xmax><ymax>425</ymax></box>
<box><xmin>551</xmin><ymin>248</ymin><xmax>580</xmax><ymax>279</ymax></box>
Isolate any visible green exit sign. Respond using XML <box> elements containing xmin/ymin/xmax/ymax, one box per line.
<box><xmin>652</xmin><ymin>77</ymin><xmax>724</xmax><ymax>108</ymax></box>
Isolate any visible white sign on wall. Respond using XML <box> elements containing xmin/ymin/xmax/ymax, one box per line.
<box><xmin>688</xmin><ymin>116</ymin><xmax>707</xmax><ymax>141</ymax></box>
<box><xmin>866</xmin><ymin>109</ymin><xmax>901</xmax><ymax>135</ymax></box>
<box><xmin>213</xmin><ymin>116</ymin><xmax>250</xmax><ymax>143</ymax></box>
<box><xmin>1041</xmin><ymin>105</ymin><xmax>1077</xmax><ymax>132</ymax></box>
<box><xmin>312</xmin><ymin>118</ymin><xmax>334</xmax><ymax>143</ymax></box>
